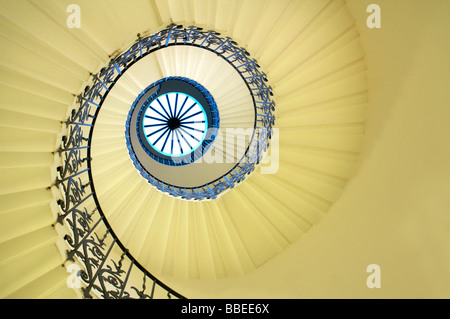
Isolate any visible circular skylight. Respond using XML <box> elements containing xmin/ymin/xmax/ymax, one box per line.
<box><xmin>142</xmin><ymin>92</ymin><xmax>208</xmax><ymax>157</ymax></box>
<box><xmin>128</xmin><ymin>76</ymin><xmax>220</xmax><ymax>168</ymax></box>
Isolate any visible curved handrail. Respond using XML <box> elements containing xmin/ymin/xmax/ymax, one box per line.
<box><xmin>54</xmin><ymin>24</ymin><xmax>275</xmax><ymax>299</ymax></box>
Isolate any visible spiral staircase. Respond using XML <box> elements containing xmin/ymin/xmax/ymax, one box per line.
<box><xmin>1</xmin><ymin>0</ymin><xmax>449</xmax><ymax>299</ymax></box>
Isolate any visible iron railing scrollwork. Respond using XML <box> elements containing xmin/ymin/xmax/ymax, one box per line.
<box><xmin>55</xmin><ymin>24</ymin><xmax>275</xmax><ymax>298</ymax></box>
<box><xmin>55</xmin><ymin>41</ymin><xmax>186</xmax><ymax>297</ymax></box>
<box><xmin>122</xmin><ymin>24</ymin><xmax>276</xmax><ymax>200</ymax></box>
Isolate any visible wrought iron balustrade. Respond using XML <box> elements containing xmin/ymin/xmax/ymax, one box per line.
<box><xmin>54</xmin><ymin>24</ymin><xmax>275</xmax><ymax>298</ymax></box>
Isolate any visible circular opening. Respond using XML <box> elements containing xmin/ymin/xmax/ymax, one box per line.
<box><xmin>142</xmin><ymin>92</ymin><xmax>208</xmax><ymax>158</ymax></box>
<box><xmin>119</xmin><ymin>28</ymin><xmax>274</xmax><ymax>198</ymax></box>
<box><xmin>129</xmin><ymin>76</ymin><xmax>220</xmax><ymax>167</ymax></box>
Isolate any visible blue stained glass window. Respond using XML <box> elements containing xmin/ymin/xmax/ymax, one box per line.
<box><xmin>142</xmin><ymin>92</ymin><xmax>208</xmax><ymax>157</ymax></box>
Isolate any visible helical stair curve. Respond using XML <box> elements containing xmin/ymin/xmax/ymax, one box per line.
<box><xmin>0</xmin><ymin>0</ymin><xmax>368</xmax><ymax>299</ymax></box>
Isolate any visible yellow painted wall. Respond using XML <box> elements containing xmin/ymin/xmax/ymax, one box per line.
<box><xmin>159</xmin><ymin>0</ymin><xmax>450</xmax><ymax>298</ymax></box>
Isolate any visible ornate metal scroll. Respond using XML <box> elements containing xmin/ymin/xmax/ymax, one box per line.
<box><xmin>55</xmin><ymin>30</ymin><xmax>186</xmax><ymax>297</ymax></box>
<box><xmin>56</xmin><ymin>24</ymin><xmax>276</xmax><ymax>298</ymax></box>
<box><xmin>121</xmin><ymin>24</ymin><xmax>276</xmax><ymax>200</ymax></box>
